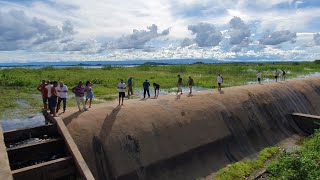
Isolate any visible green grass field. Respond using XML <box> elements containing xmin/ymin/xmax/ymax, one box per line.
<box><xmin>1</xmin><ymin>61</ymin><xmax>320</xmax><ymax>118</ymax></box>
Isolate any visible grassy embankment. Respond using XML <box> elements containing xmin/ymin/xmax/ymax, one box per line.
<box><xmin>0</xmin><ymin>61</ymin><xmax>320</xmax><ymax>118</ymax></box>
<box><xmin>212</xmin><ymin>129</ymin><xmax>320</xmax><ymax>180</ymax></box>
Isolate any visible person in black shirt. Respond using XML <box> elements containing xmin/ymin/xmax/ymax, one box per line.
<box><xmin>153</xmin><ymin>82</ymin><xmax>160</xmax><ymax>98</ymax></box>
<box><xmin>177</xmin><ymin>74</ymin><xmax>183</xmax><ymax>95</ymax></box>
<box><xmin>142</xmin><ymin>80</ymin><xmax>150</xmax><ymax>99</ymax></box>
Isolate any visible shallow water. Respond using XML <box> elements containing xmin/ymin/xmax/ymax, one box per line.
<box><xmin>1</xmin><ymin>113</ymin><xmax>45</xmax><ymax>131</ymax></box>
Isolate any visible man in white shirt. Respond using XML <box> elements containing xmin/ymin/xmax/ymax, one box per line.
<box><xmin>274</xmin><ymin>69</ymin><xmax>279</xmax><ymax>82</ymax></box>
<box><xmin>56</xmin><ymin>81</ymin><xmax>68</xmax><ymax>113</ymax></box>
<box><xmin>217</xmin><ymin>74</ymin><xmax>223</xmax><ymax>90</ymax></box>
<box><xmin>118</xmin><ymin>79</ymin><xmax>126</xmax><ymax>106</ymax></box>
<box><xmin>257</xmin><ymin>71</ymin><xmax>262</xmax><ymax>84</ymax></box>
<box><xmin>45</xmin><ymin>81</ymin><xmax>53</xmax><ymax>114</ymax></box>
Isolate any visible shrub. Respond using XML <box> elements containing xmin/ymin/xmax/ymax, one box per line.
<box><xmin>267</xmin><ymin>130</ymin><xmax>320</xmax><ymax>180</ymax></box>
<box><xmin>214</xmin><ymin>147</ymin><xmax>280</xmax><ymax>180</ymax></box>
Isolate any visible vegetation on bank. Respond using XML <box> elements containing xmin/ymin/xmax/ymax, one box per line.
<box><xmin>267</xmin><ymin>129</ymin><xmax>320</xmax><ymax>180</ymax></box>
<box><xmin>0</xmin><ymin>61</ymin><xmax>320</xmax><ymax>118</ymax></box>
<box><xmin>213</xmin><ymin>147</ymin><xmax>280</xmax><ymax>180</ymax></box>
<box><xmin>211</xmin><ymin>129</ymin><xmax>320</xmax><ymax>180</ymax></box>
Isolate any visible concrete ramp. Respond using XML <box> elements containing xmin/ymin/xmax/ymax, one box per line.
<box><xmin>61</xmin><ymin>77</ymin><xmax>320</xmax><ymax>180</ymax></box>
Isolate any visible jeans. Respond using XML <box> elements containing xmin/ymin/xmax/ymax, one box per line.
<box><xmin>57</xmin><ymin>97</ymin><xmax>67</xmax><ymax>111</ymax></box>
<box><xmin>143</xmin><ymin>88</ymin><xmax>150</xmax><ymax>98</ymax></box>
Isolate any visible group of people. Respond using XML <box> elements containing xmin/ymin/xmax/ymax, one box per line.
<box><xmin>39</xmin><ymin>70</ymin><xmax>286</xmax><ymax>113</ymax></box>
<box><xmin>37</xmin><ymin>80</ymin><xmax>94</xmax><ymax>116</ymax></box>
<box><xmin>257</xmin><ymin>69</ymin><xmax>286</xmax><ymax>84</ymax></box>
<box><xmin>117</xmin><ymin>78</ymin><xmax>161</xmax><ymax>106</ymax></box>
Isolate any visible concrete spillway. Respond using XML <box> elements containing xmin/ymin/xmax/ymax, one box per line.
<box><xmin>61</xmin><ymin>77</ymin><xmax>320</xmax><ymax>180</ymax></box>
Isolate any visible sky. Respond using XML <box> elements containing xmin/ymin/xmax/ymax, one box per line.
<box><xmin>0</xmin><ymin>0</ymin><xmax>320</xmax><ymax>63</ymax></box>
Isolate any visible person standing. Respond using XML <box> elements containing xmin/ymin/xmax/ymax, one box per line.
<box><xmin>281</xmin><ymin>69</ymin><xmax>286</xmax><ymax>81</ymax></box>
<box><xmin>187</xmin><ymin>76</ymin><xmax>194</xmax><ymax>94</ymax></box>
<box><xmin>37</xmin><ymin>80</ymin><xmax>48</xmax><ymax>110</ymax></box>
<box><xmin>153</xmin><ymin>82</ymin><xmax>160</xmax><ymax>98</ymax></box>
<box><xmin>118</xmin><ymin>79</ymin><xmax>126</xmax><ymax>106</ymax></box>
<box><xmin>72</xmin><ymin>81</ymin><xmax>87</xmax><ymax>112</ymax></box>
<box><xmin>217</xmin><ymin>74</ymin><xmax>223</xmax><ymax>90</ymax></box>
<box><xmin>50</xmin><ymin>81</ymin><xmax>60</xmax><ymax>117</ymax></box>
<box><xmin>56</xmin><ymin>81</ymin><xmax>68</xmax><ymax>113</ymax></box>
<box><xmin>127</xmin><ymin>77</ymin><xmax>133</xmax><ymax>97</ymax></box>
<box><xmin>274</xmin><ymin>69</ymin><xmax>280</xmax><ymax>82</ymax></box>
<box><xmin>257</xmin><ymin>71</ymin><xmax>262</xmax><ymax>84</ymax></box>
<box><xmin>143</xmin><ymin>80</ymin><xmax>150</xmax><ymax>99</ymax></box>
<box><xmin>45</xmin><ymin>81</ymin><xmax>53</xmax><ymax>114</ymax></box>
<box><xmin>177</xmin><ymin>75</ymin><xmax>183</xmax><ymax>95</ymax></box>
<box><xmin>85</xmin><ymin>81</ymin><xmax>94</xmax><ymax>108</ymax></box>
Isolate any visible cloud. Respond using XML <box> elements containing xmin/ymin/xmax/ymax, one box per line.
<box><xmin>228</xmin><ymin>17</ymin><xmax>251</xmax><ymax>45</ymax></box>
<box><xmin>187</xmin><ymin>22</ymin><xmax>223</xmax><ymax>47</ymax></box>
<box><xmin>0</xmin><ymin>9</ymin><xmax>73</xmax><ymax>51</ymax></box>
<box><xmin>227</xmin><ymin>16</ymin><xmax>251</xmax><ymax>52</ymax></box>
<box><xmin>259</xmin><ymin>30</ymin><xmax>297</xmax><ymax>45</ymax></box>
<box><xmin>113</xmin><ymin>24</ymin><xmax>170</xmax><ymax>49</ymax></box>
<box><xmin>313</xmin><ymin>32</ymin><xmax>320</xmax><ymax>45</ymax></box>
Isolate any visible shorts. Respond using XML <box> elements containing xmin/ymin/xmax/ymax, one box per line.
<box><xmin>218</xmin><ymin>83</ymin><xmax>221</xmax><ymax>86</ymax></box>
<box><xmin>189</xmin><ymin>85</ymin><xmax>193</xmax><ymax>88</ymax></box>
<box><xmin>258</xmin><ymin>78</ymin><xmax>261</xmax><ymax>81</ymax></box>
<box><xmin>275</xmin><ymin>76</ymin><xmax>278</xmax><ymax>79</ymax></box>
<box><xmin>119</xmin><ymin>92</ymin><xmax>125</xmax><ymax>98</ymax></box>
<box><xmin>177</xmin><ymin>84</ymin><xmax>182</xmax><ymax>90</ymax></box>
<box><xmin>42</xmin><ymin>97</ymin><xmax>48</xmax><ymax>104</ymax></box>
<box><xmin>86</xmin><ymin>92</ymin><xmax>94</xmax><ymax>99</ymax></box>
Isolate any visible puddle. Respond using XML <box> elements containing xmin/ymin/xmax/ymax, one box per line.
<box><xmin>133</xmin><ymin>86</ymin><xmax>209</xmax><ymax>97</ymax></box>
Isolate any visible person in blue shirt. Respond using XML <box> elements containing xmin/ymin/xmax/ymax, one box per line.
<box><xmin>128</xmin><ymin>77</ymin><xmax>133</xmax><ymax>97</ymax></box>
<box><xmin>142</xmin><ymin>80</ymin><xmax>150</xmax><ymax>99</ymax></box>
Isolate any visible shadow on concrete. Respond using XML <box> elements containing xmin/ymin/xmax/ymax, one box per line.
<box><xmin>63</xmin><ymin>111</ymin><xmax>85</xmax><ymax>125</ymax></box>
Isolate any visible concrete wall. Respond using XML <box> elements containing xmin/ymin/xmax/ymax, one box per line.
<box><xmin>63</xmin><ymin>77</ymin><xmax>320</xmax><ymax>180</ymax></box>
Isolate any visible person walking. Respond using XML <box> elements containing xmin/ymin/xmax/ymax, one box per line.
<box><xmin>177</xmin><ymin>75</ymin><xmax>183</xmax><ymax>95</ymax></box>
<box><xmin>153</xmin><ymin>82</ymin><xmax>160</xmax><ymax>98</ymax></box>
<box><xmin>72</xmin><ymin>81</ymin><xmax>87</xmax><ymax>112</ymax></box>
<box><xmin>143</xmin><ymin>80</ymin><xmax>150</xmax><ymax>99</ymax></box>
<box><xmin>37</xmin><ymin>80</ymin><xmax>48</xmax><ymax>110</ymax></box>
<box><xmin>257</xmin><ymin>71</ymin><xmax>262</xmax><ymax>84</ymax></box>
<box><xmin>127</xmin><ymin>77</ymin><xmax>133</xmax><ymax>97</ymax></box>
<box><xmin>217</xmin><ymin>74</ymin><xmax>223</xmax><ymax>90</ymax></box>
<box><xmin>118</xmin><ymin>79</ymin><xmax>126</xmax><ymax>106</ymax></box>
<box><xmin>85</xmin><ymin>81</ymin><xmax>94</xmax><ymax>108</ymax></box>
<box><xmin>274</xmin><ymin>69</ymin><xmax>280</xmax><ymax>82</ymax></box>
<box><xmin>56</xmin><ymin>81</ymin><xmax>68</xmax><ymax>113</ymax></box>
<box><xmin>50</xmin><ymin>81</ymin><xmax>60</xmax><ymax>117</ymax></box>
<box><xmin>187</xmin><ymin>76</ymin><xmax>194</xmax><ymax>94</ymax></box>
<box><xmin>281</xmin><ymin>69</ymin><xmax>286</xmax><ymax>81</ymax></box>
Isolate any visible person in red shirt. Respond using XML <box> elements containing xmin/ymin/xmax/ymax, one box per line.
<box><xmin>37</xmin><ymin>80</ymin><xmax>48</xmax><ymax>110</ymax></box>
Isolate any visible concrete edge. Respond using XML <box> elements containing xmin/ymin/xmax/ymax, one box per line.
<box><xmin>292</xmin><ymin>113</ymin><xmax>320</xmax><ymax>119</ymax></box>
<box><xmin>52</xmin><ymin>116</ymin><xmax>95</xmax><ymax>180</ymax></box>
<box><xmin>0</xmin><ymin>125</ymin><xmax>13</xmax><ymax>180</ymax></box>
